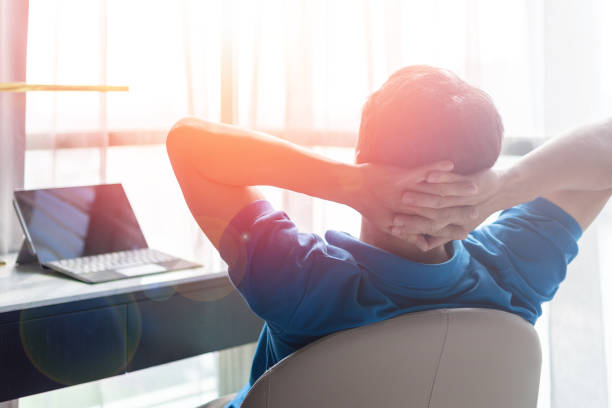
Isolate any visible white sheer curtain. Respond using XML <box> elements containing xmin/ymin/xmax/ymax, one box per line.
<box><xmin>30</xmin><ymin>0</ymin><xmax>607</xmax><ymax>143</ymax></box>
<box><xmin>0</xmin><ymin>0</ymin><xmax>28</xmax><ymax>254</ymax></box>
<box><xmin>23</xmin><ymin>0</ymin><xmax>612</xmax><ymax>406</ymax></box>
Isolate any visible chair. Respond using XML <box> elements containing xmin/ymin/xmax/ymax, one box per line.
<box><xmin>206</xmin><ymin>308</ymin><xmax>541</xmax><ymax>408</ymax></box>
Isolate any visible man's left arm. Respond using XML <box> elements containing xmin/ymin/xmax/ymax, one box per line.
<box><xmin>166</xmin><ymin>118</ymin><xmax>476</xmax><ymax>249</ymax></box>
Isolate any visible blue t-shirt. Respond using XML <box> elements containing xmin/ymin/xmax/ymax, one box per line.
<box><xmin>219</xmin><ymin>198</ymin><xmax>582</xmax><ymax>407</ymax></box>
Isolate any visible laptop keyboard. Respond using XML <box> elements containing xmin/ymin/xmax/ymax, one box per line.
<box><xmin>48</xmin><ymin>248</ymin><xmax>175</xmax><ymax>275</ymax></box>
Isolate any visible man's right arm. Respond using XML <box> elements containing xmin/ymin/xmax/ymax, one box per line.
<box><xmin>400</xmin><ymin>117</ymin><xmax>612</xmax><ymax>249</ymax></box>
<box><xmin>496</xmin><ymin>117</ymin><xmax>612</xmax><ymax>230</ymax></box>
<box><xmin>432</xmin><ymin>118</ymin><xmax>612</xmax><ymax>228</ymax></box>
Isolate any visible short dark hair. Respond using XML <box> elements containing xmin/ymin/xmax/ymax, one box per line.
<box><xmin>356</xmin><ymin>65</ymin><xmax>503</xmax><ymax>175</ymax></box>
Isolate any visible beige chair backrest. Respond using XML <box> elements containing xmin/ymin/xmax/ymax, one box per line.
<box><xmin>242</xmin><ymin>308</ymin><xmax>541</xmax><ymax>408</ymax></box>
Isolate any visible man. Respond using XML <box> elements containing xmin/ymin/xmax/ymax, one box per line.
<box><xmin>166</xmin><ymin>66</ymin><xmax>612</xmax><ymax>407</ymax></box>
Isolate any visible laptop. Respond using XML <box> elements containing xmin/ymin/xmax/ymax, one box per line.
<box><xmin>13</xmin><ymin>183</ymin><xmax>201</xmax><ymax>283</ymax></box>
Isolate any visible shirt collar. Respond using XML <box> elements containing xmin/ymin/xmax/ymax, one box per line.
<box><xmin>324</xmin><ymin>230</ymin><xmax>469</xmax><ymax>292</ymax></box>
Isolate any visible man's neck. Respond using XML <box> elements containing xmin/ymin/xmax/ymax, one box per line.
<box><xmin>359</xmin><ymin>218</ymin><xmax>451</xmax><ymax>264</ymax></box>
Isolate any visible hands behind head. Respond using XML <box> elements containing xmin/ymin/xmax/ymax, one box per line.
<box><xmin>355</xmin><ymin>161</ymin><xmax>504</xmax><ymax>252</ymax></box>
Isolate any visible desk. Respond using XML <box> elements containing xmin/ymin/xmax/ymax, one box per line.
<box><xmin>0</xmin><ymin>254</ymin><xmax>263</xmax><ymax>403</ymax></box>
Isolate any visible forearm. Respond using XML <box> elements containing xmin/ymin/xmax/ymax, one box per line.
<box><xmin>166</xmin><ymin>118</ymin><xmax>361</xmax><ymax>207</ymax></box>
<box><xmin>494</xmin><ymin>118</ymin><xmax>612</xmax><ymax>210</ymax></box>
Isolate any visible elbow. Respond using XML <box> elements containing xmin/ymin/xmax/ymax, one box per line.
<box><xmin>599</xmin><ymin>118</ymin><xmax>612</xmax><ymax>186</ymax></box>
<box><xmin>166</xmin><ymin>118</ymin><xmax>193</xmax><ymax>164</ymax></box>
<box><xmin>166</xmin><ymin>117</ymin><xmax>221</xmax><ymax>177</ymax></box>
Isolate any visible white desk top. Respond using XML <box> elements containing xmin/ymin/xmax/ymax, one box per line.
<box><xmin>0</xmin><ymin>253</ymin><xmax>221</xmax><ymax>314</ymax></box>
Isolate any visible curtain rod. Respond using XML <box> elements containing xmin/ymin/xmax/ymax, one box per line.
<box><xmin>0</xmin><ymin>83</ymin><xmax>128</xmax><ymax>92</ymax></box>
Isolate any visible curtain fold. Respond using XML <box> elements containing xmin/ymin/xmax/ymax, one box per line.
<box><xmin>0</xmin><ymin>0</ymin><xmax>28</xmax><ymax>254</ymax></box>
<box><xmin>550</xmin><ymin>227</ymin><xmax>609</xmax><ymax>407</ymax></box>
<box><xmin>540</xmin><ymin>2</ymin><xmax>609</xmax><ymax>406</ymax></box>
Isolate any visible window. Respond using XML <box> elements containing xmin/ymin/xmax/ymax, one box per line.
<box><xmin>20</xmin><ymin>0</ymin><xmax>612</xmax><ymax>406</ymax></box>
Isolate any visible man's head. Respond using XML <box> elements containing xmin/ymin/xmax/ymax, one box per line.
<box><xmin>356</xmin><ymin>65</ymin><xmax>503</xmax><ymax>174</ymax></box>
<box><xmin>356</xmin><ymin>66</ymin><xmax>504</xmax><ymax>262</ymax></box>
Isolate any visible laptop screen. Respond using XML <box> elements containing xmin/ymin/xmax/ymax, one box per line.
<box><xmin>14</xmin><ymin>184</ymin><xmax>148</xmax><ymax>264</ymax></box>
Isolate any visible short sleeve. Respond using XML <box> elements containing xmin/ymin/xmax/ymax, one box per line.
<box><xmin>465</xmin><ymin>197</ymin><xmax>582</xmax><ymax>319</ymax></box>
<box><xmin>218</xmin><ymin>201</ymin><xmax>384</xmax><ymax>335</ymax></box>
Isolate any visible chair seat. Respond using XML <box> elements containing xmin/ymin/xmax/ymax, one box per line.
<box><xmin>242</xmin><ymin>308</ymin><xmax>541</xmax><ymax>408</ymax></box>
<box><xmin>198</xmin><ymin>393</ymin><xmax>236</xmax><ymax>408</ymax></box>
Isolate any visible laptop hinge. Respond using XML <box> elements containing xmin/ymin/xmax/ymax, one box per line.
<box><xmin>16</xmin><ymin>239</ymin><xmax>39</xmax><ymax>265</ymax></box>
